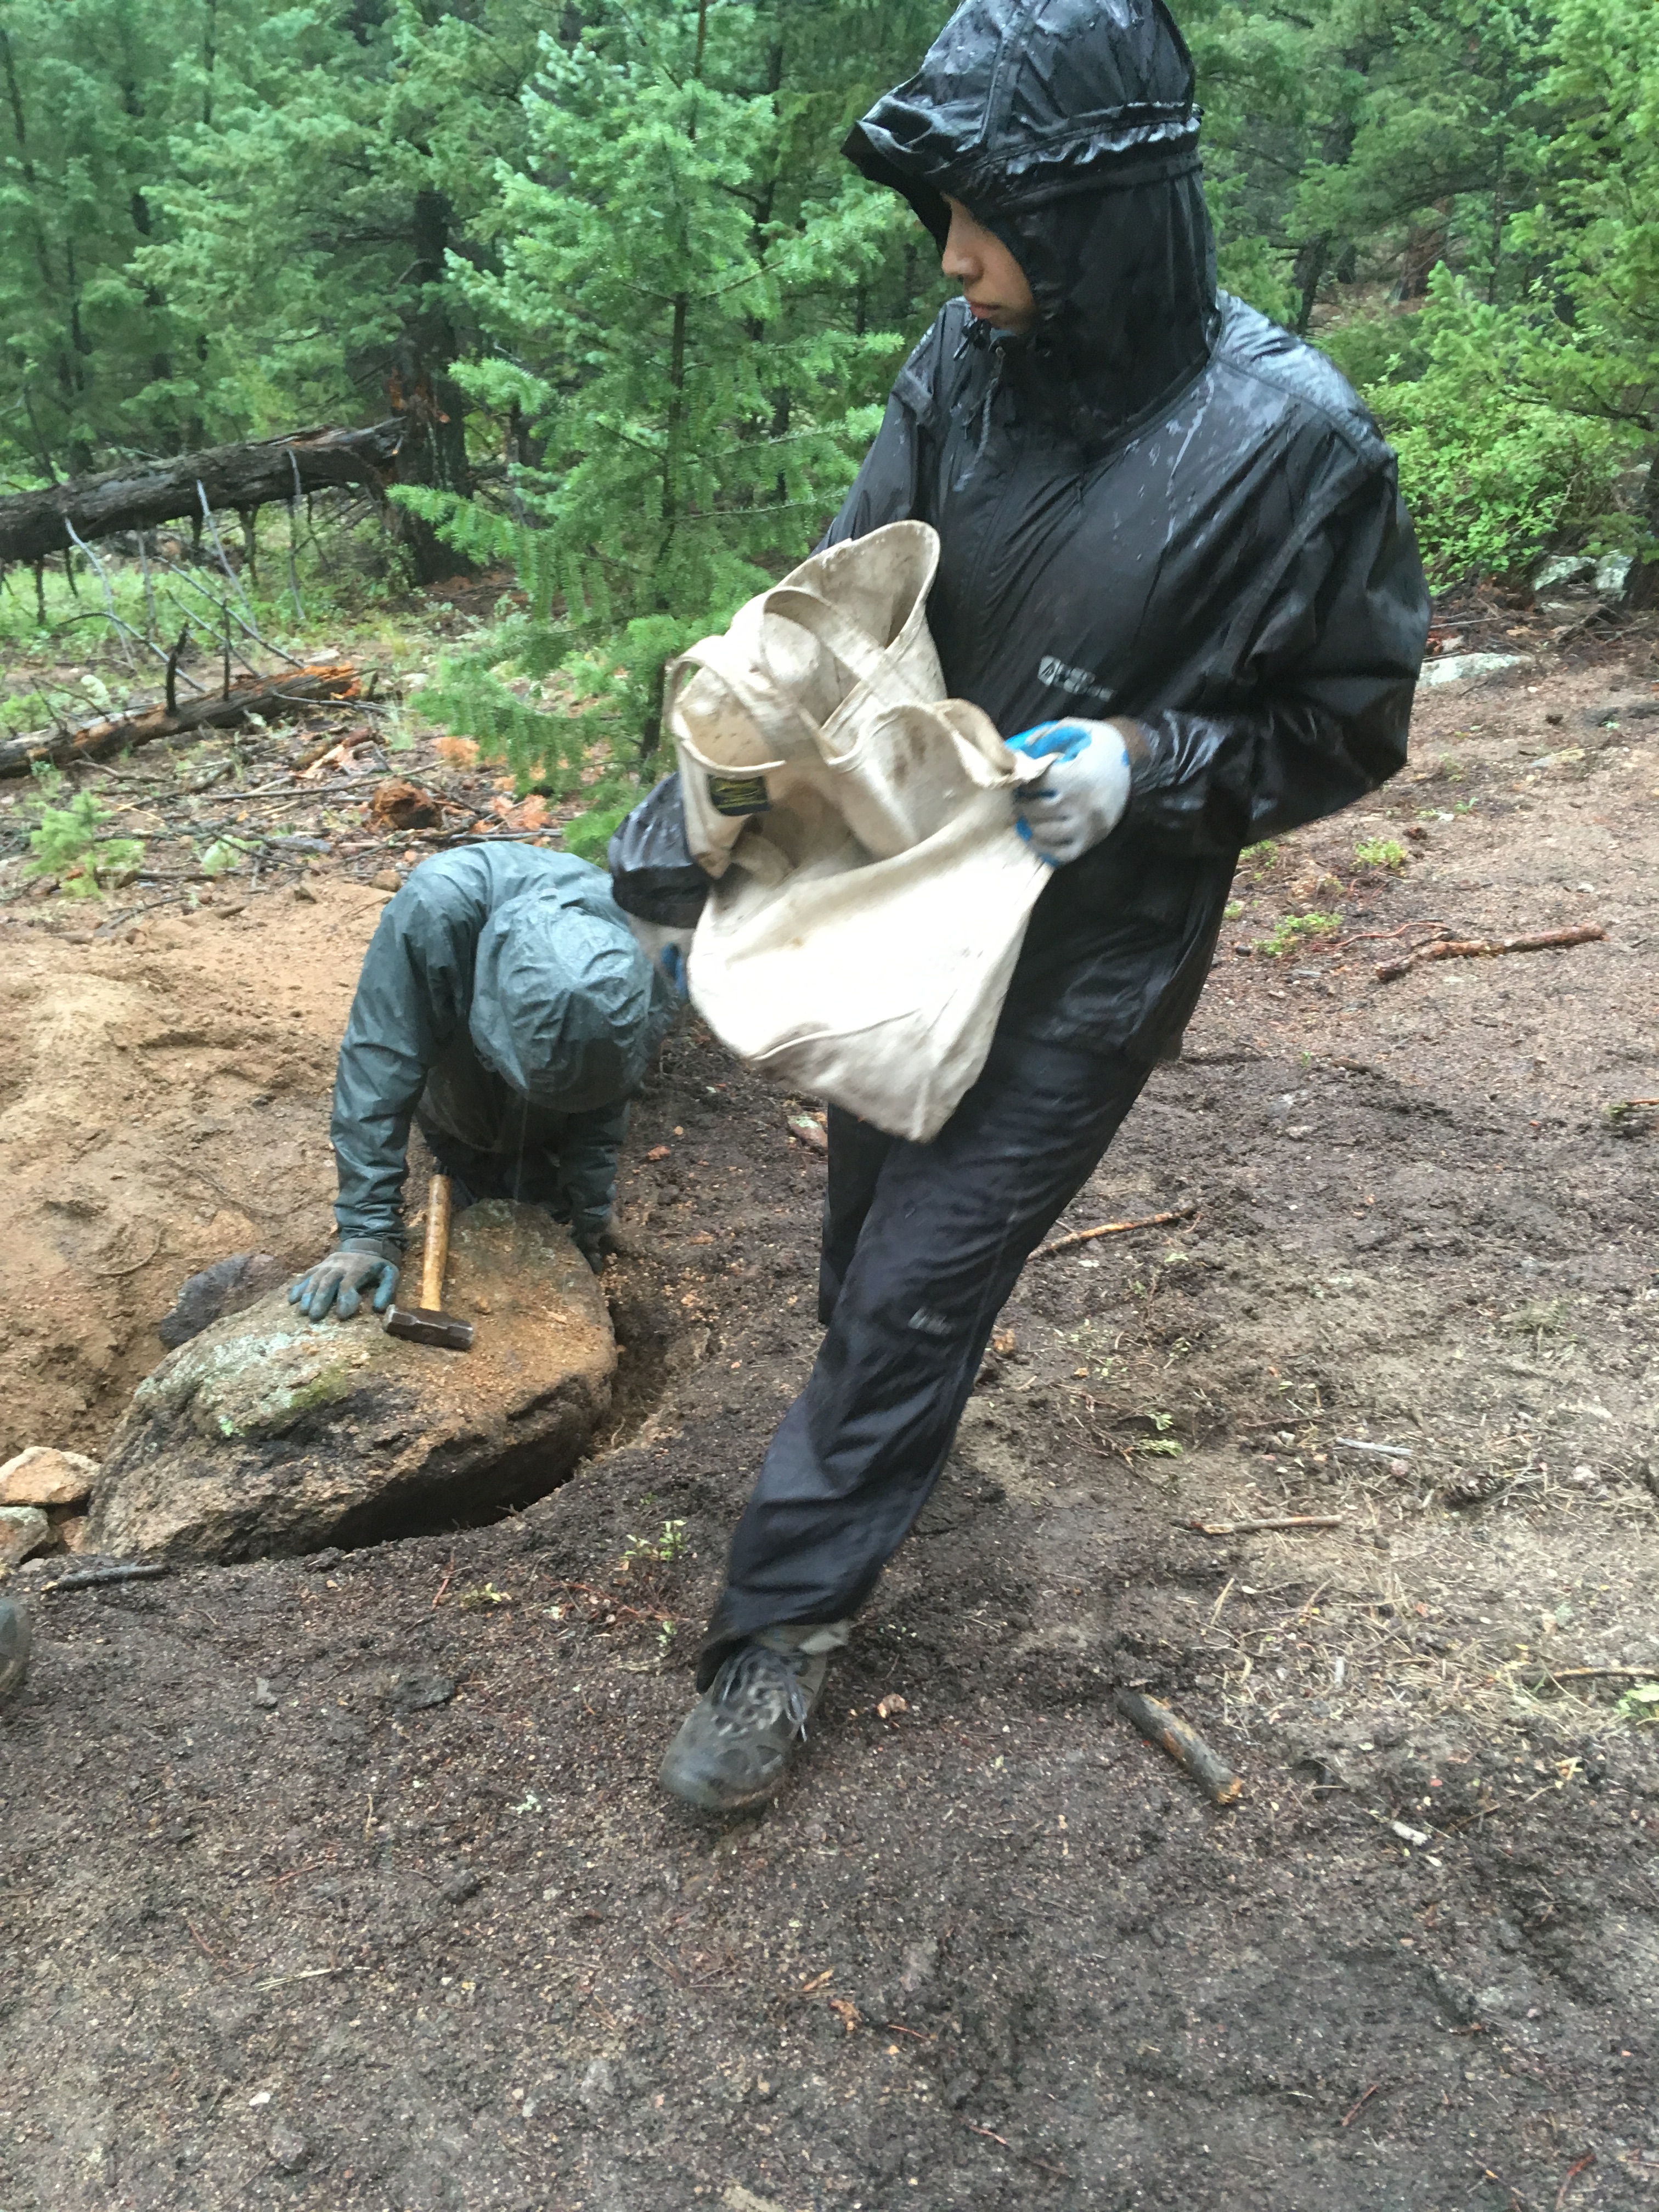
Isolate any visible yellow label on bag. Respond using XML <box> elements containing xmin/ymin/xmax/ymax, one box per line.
<box><xmin>707</xmin><ymin>773</ymin><xmax>771</xmax><ymax>816</ymax></box>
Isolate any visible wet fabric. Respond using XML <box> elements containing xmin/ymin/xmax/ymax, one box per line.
<box><xmin>698</xmin><ymin>1030</ymin><xmax>1152</xmax><ymax>1681</ymax></box>
<box><xmin>830</xmin><ymin>0</ymin><xmax>1430</xmax><ymax>1060</ymax></box>
<box><xmin>689</xmin><ymin>0</ymin><xmax>1428</xmax><ymax>1666</ymax></box>
<box><xmin>331</xmin><ymin>845</ymin><xmax>675</xmax><ymax>1251</ymax></box>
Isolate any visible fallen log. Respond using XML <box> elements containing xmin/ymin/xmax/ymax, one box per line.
<box><xmin>1116</xmin><ymin>1689</ymin><xmax>1243</xmax><ymax>1806</ymax></box>
<box><xmin>0</xmin><ymin>663</ymin><xmax>361</xmax><ymax>776</ymax></box>
<box><xmin>1376</xmin><ymin>923</ymin><xmax>1605</xmax><ymax>983</ymax></box>
<box><xmin>0</xmin><ymin>420</ymin><xmax>404</xmax><ymax>566</ymax></box>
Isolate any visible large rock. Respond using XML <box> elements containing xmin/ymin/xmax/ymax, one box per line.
<box><xmin>86</xmin><ymin>1202</ymin><xmax>616</xmax><ymax>1561</ymax></box>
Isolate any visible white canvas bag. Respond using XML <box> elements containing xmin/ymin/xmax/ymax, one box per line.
<box><xmin>667</xmin><ymin>522</ymin><xmax>1049</xmax><ymax>1143</ymax></box>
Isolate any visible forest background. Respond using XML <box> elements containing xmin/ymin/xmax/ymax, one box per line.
<box><xmin>1</xmin><ymin>0</ymin><xmax>1655</xmax><ymax>843</ymax></box>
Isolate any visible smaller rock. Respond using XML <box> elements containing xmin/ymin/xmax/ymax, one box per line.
<box><xmin>1418</xmin><ymin>652</ymin><xmax>1528</xmax><ymax>691</ymax></box>
<box><xmin>1594</xmin><ymin>552</ymin><xmax>1633</xmax><ymax>596</ymax></box>
<box><xmin>157</xmin><ymin>1253</ymin><xmax>287</xmax><ymax>1350</ymax></box>
<box><xmin>389</xmin><ymin>1671</ymin><xmax>456</xmax><ymax>1714</ymax></box>
<box><xmin>0</xmin><ymin>1447</ymin><xmax>99</xmax><ymax>1508</ymax></box>
<box><xmin>0</xmin><ymin>1508</ymin><xmax>52</xmax><ymax>1571</ymax></box>
<box><xmin>291</xmin><ymin>881</ymin><xmax>317</xmax><ymax>904</ymax></box>
<box><xmin>371</xmin><ymin>868</ymin><xmax>403</xmax><ymax>893</ymax></box>
<box><xmin>253</xmin><ymin>1677</ymin><xmax>279</xmax><ymax>1709</ymax></box>
<box><xmin>267</xmin><ymin>2120</ymin><xmax>309</xmax><ymax>2172</ymax></box>
<box><xmin>58</xmin><ymin>1516</ymin><xmax>92</xmax><ymax>1554</ymax></box>
<box><xmin>438</xmin><ymin>1867</ymin><xmax>481</xmax><ymax>1904</ymax></box>
<box><xmin>1532</xmin><ymin>554</ymin><xmax>1595</xmax><ymax>591</ymax></box>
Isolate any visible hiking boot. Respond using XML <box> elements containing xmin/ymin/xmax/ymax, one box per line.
<box><xmin>659</xmin><ymin>1624</ymin><xmax>845</xmax><ymax>1812</ymax></box>
<box><xmin>0</xmin><ymin>1596</ymin><xmax>31</xmax><ymax>1705</ymax></box>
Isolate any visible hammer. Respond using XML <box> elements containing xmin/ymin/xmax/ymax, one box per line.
<box><xmin>384</xmin><ymin>1173</ymin><xmax>475</xmax><ymax>1352</ymax></box>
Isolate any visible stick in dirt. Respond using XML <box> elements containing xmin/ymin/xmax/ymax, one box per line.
<box><xmin>1188</xmin><ymin>1515</ymin><xmax>1342</xmax><ymax>1536</ymax></box>
<box><xmin>1115</xmin><ymin>1688</ymin><xmax>1243</xmax><ymax>1807</ymax></box>
<box><xmin>1375</xmin><ymin>923</ymin><xmax>1604</xmax><ymax>983</ymax></box>
<box><xmin>1032</xmin><ymin>1203</ymin><xmax>1197</xmax><ymax>1259</ymax></box>
<box><xmin>38</xmin><ymin>1562</ymin><xmax>167</xmax><ymax>1593</ymax></box>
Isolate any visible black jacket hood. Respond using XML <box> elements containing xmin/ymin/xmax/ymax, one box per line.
<box><xmin>846</xmin><ymin>0</ymin><xmax>1218</xmax><ymax>436</ymax></box>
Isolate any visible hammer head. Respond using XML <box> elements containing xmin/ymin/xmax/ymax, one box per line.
<box><xmin>384</xmin><ymin>1304</ymin><xmax>475</xmax><ymax>1352</ymax></box>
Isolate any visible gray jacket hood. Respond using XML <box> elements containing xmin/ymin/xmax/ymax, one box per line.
<box><xmin>470</xmin><ymin>873</ymin><xmax>670</xmax><ymax>1111</ymax></box>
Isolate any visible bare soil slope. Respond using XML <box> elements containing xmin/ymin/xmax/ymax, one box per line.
<box><xmin>1</xmin><ymin>652</ymin><xmax>1657</xmax><ymax>2212</ymax></box>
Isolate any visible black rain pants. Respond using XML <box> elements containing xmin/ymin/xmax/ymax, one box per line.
<box><xmin>697</xmin><ymin>1030</ymin><xmax>1154</xmax><ymax>1685</ymax></box>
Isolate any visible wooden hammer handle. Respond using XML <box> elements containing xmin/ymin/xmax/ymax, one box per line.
<box><xmin>420</xmin><ymin>1173</ymin><xmax>453</xmax><ymax>1311</ymax></box>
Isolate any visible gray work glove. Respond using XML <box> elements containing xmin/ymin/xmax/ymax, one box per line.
<box><xmin>289</xmin><ymin>1237</ymin><xmax>401</xmax><ymax>1322</ymax></box>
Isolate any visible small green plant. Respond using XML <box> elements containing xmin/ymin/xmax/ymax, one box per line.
<box><xmin>199</xmin><ymin>835</ymin><xmax>256</xmax><ymax>879</ymax></box>
<box><xmin>620</xmin><ymin>1519</ymin><xmax>688</xmax><ymax>1573</ymax></box>
<box><xmin>1355</xmin><ymin>837</ymin><xmax>1408</xmax><ymax>870</ymax></box>
<box><xmin>1617</xmin><ymin>1681</ymin><xmax>1659</xmax><ymax>1724</ymax></box>
<box><xmin>1241</xmin><ymin>839</ymin><xmax>1279</xmax><ymax>874</ymax></box>
<box><xmin>1139</xmin><ymin>1438</ymin><xmax>1184</xmax><ymax>1457</ymax></box>
<box><xmin>656</xmin><ymin>1617</ymin><xmax>679</xmax><ymax>1660</ymax></box>
<box><xmin>24</xmin><ymin>769</ymin><xmax>145</xmax><ymax>896</ymax></box>
<box><xmin>1224</xmin><ymin>899</ymin><xmax>1244</xmax><ymax>919</ymax></box>
<box><xmin>1255</xmin><ymin>911</ymin><xmax>1342</xmax><ymax>958</ymax></box>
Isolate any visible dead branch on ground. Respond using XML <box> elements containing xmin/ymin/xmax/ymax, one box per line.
<box><xmin>1032</xmin><ymin>1203</ymin><xmax>1197</xmax><ymax>1259</ymax></box>
<box><xmin>1115</xmin><ymin>1688</ymin><xmax>1243</xmax><ymax>1806</ymax></box>
<box><xmin>0</xmin><ymin>664</ymin><xmax>361</xmax><ymax>776</ymax></box>
<box><xmin>1376</xmin><ymin>923</ymin><xmax>1605</xmax><ymax>983</ymax></box>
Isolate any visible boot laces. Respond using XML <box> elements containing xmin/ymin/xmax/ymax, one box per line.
<box><xmin>716</xmin><ymin>1643</ymin><xmax>813</xmax><ymax>1742</ymax></box>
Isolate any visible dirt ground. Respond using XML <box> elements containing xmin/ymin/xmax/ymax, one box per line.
<box><xmin>2</xmin><ymin>645</ymin><xmax>1658</xmax><ymax>2212</ymax></box>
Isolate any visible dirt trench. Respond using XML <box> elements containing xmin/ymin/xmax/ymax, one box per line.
<box><xmin>1</xmin><ymin>652</ymin><xmax>1657</xmax><ymax>2211</ymax></box>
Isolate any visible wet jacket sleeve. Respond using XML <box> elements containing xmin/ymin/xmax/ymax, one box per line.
<box><xmin>331</xmin><ymin>885</ymin><xmax>479</xmax><ymax>1245</ymax></box>
<box><xmin>556</xmin><ymin>1103</ymin><xmax>630</xmax><ymax>1254</ymax></box>
<box><xmin>1124</xmin><ymin>466</ymin><xmax>1428</xmax><ymax>856</ymax></box>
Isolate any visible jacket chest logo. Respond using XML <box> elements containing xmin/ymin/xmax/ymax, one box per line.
<box><xmin>1038</xmin><ymin>654</ymin><xmax>1115</xmax><ymax>707</ymax></box>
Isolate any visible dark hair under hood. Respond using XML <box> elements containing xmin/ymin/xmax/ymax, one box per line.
<box><xmin>845</xmin><ymin>0</ymin><xmax>1218</xmax><ymax>442</ymax></box>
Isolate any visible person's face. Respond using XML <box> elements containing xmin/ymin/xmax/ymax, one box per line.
<box><xmin>941</xmin><ymin>196</ymin><xmax>1037</xmax><ymax>334</ymax></box>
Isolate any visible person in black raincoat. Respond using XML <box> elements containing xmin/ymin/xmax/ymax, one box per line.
<box><xmin>628</xmin><ymin>0</ymin><xmax>1429</xmax><ymax>1811</ymax></box>
<box><xmin>290</xmin><ymin>845</ymin><xmax>679</xmax><ymax>1321</ymax></box>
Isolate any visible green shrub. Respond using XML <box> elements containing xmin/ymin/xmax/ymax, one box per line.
<box><xmin>1366</xmin><ymin>269</ymin><xmax>1632</xmax><ymax>586</ymax></box>
<box><xmin>1354</xmin><ymin>837</ymin><xmax>1408</xmax><ymax>869</ymax></box>
<box><xmin>1256</xmin><ymin>911</ymin><xmax>1342</xmax><ymax>957</ymax></box>
<box><xmin>25</xmin><ymin>772</ymin><xmax>145</xmax><ymax>896</ymax></box>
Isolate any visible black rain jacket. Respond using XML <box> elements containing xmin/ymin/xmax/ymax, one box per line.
<box><xmin>612</xmin><ymin>0</ymin><xmax>1429</xmax><ymax>1061</ymax></box>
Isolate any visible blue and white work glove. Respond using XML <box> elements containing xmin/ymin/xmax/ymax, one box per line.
<box><xmin>627</xmin><ymin>917</ymin><xmax>694</xmax><ymax>1002</ymax></box>
<box><xmin>1007</xmin><ymin>720</ymin><xmax>1132</xmax><ymax>867</ymax></box>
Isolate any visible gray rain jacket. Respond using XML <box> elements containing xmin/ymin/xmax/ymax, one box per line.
<box><xmin>832</xmin><ymin>0</ymin><xmax>1430</xmax><ymax>1058</ymax></box>
<box><xmin>613</xmin><ymin>0</ymin><xmax>1431</xmax><ymax>1061</ymax></box>
<box><xmin>331</xmin><ymin>845</ymin><xmax>675</xmax><ymax>1250</ymax></box>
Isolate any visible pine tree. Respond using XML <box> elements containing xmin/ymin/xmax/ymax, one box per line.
<box><xmin>398</xmin><ymin>0</ymin><xmax>930</xmax><ymax>850</ymax></box>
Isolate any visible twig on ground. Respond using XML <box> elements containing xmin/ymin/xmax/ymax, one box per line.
<box><xmin>1556</xmin><ymin>2152</ymin><xmax>1596</xmax><ymax>2208</ymax></box>
<box><xmin>550</xmin><ymin>1578</ymin><xmax>674</xmax><ymax>1626</ymax></box>
<box><xmin>1527</xmin><ymin>1666</ymin><xmax>1656</xmax><ymax>1685</ymax></box>
<box><xmin>1376</xmin><ymin>923</ymin><xmax>1605</xmax><ymax>983</ymax></box>
<box><xmin>1033</xmin><ymin>1204</ymin><xmax>1198</xmax><ymax>1259</ymax></box>
<box><xmin>39</xmin><ymin>1562</ymin><xmax>166</xmax><ymax>1593</ymax></box>
<box><xmin>966</xmin><ymin>2123</ymin><xmax>1011</xmax><ymax>2147</ymax></box>
<box><xmin>1341</xmin><ymin>2084</ymin><xmax>1380</xmax><ymax>2128</ymax></box>
<box><xmin>432</xmin><ymin>1558</ymin><xmax>455</xmax><ymax>1610</ymax></box>
<box><xmin>1189</xmin><ymin>1515</ymin><xmax>1342</xmax><ymax>1535</ymax></box>
<box><xmin>1335</xmin><ymin>1438</ymin><xmax>1412</xmax><ymax>1460</ymax></box>
<box><xmin>1116</xmin><ymin>1688</ymin><xmax>1243</xmax><ymax>1806</ymax></box>
<box><xmin>183</xmin><ymin>1912</ymin><xmax>228</xmax><ymax>1966</ymax></box>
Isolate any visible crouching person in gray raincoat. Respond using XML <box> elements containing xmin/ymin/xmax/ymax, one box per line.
<box><xmin>291</xmin><ymin>845</ymin><xmax>680</xmax><ymax>1322</ymax></box>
